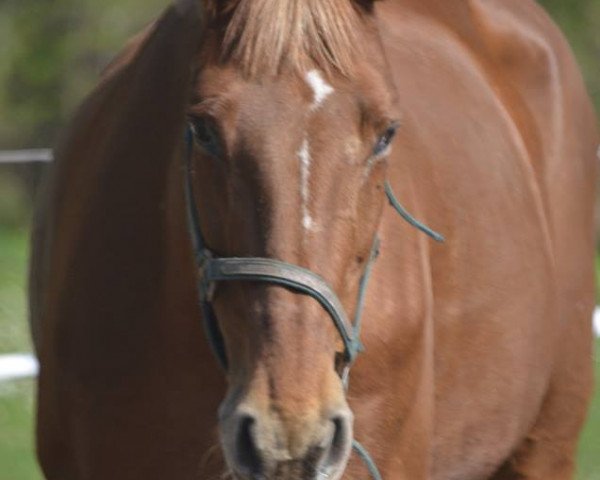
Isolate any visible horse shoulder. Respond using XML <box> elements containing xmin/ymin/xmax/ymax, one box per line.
<box><xmin>474</xmin><ymin>0</ymin><xmax>598</xmax><ymax>316</ymax></box>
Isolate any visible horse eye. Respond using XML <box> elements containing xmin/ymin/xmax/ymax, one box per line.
<box><xmin>373</xmin><ymin>125</ymin><xmax>398</xmax><ymax>157</ymax></box>
<box><xmin>190</xmin><ymin>117</ymin><xmax>222</xmax><ymax>157</ymax></box>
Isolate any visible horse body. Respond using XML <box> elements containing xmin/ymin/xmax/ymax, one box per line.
<box><xmin>30</xmin><ymin>1</ymin><xmax>597</xmax><ymax>479</ymax></box>
<box><xmin>355</xmin><ymin>2</ymin><xmax>597</xmax><ymax>478</ymax></box>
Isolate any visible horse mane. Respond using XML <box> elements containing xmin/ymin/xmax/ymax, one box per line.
<box><xmin>217</xmin><ymin>0</ymin><xmax>364</xmax><ymax>77</ymax></box>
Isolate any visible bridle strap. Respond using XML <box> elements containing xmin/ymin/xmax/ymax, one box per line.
<box><xmin>202</xmin><ymin>257</ymin><xmax>359</xmax><ymax>364</ymax></box>
<box><xmin>183</xmin><ymin>127</ymin><xmax>208</xmax><ymax>260</ymax></box>
<box><xmin>353</xmin><ymin>440</ymin><xmax>383</xmax><ymax>480</ymax></box>
<box><xmin>385</xmin><ymin>182</ymin><xmax>445</xmax><ymax>243</ymax></box>
<box><xmin>184</xmin><ymin>125</ymin><xmax>365</xmax><ymax>368</ymax></box>
<box><xmin>184</xmin><ymin>127</ymin><xmax>231</xmax><ymax>368</ymax></box>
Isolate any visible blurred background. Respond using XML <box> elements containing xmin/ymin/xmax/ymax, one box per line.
<box><xmin>0</xmin><ymin>1</ymin><xmax>598</xmax><ymax>479</ymax></box>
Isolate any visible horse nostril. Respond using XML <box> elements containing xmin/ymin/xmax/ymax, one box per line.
<box><xmin>322</xmin><ymin>414</ymin><xmax>352</xmax><ymax>471</ymax></box>
<box><xmin>235</xmin><ymin>415</ymin><xmax>263</xmax><ymax>476</ymax></box>
<box><xmin>225</xmin><ymin>410</ymin><xmax>352</xmax><ymax>478</ymax></box>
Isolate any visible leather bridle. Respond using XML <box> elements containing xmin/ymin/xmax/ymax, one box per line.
<box><xmin>182</xmin><ymin>125</ymin><xmax>443</xmax><ymax>479</ymax></box>
<box><xmin>183</xmin><ymin>126</ymin><xmax>382</xmax><ymax>373</ymax></box>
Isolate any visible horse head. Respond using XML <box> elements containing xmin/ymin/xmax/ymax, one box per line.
<box><xmin>188</xmin><ymin>1</ymin><xmax>398</xmax><ymax>478</ymax></box>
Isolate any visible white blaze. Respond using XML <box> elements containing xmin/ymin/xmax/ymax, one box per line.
<box><xmin>306</xmin><ymin>69</ymin><xmax>334</xmax><ymax>109</ymax></box>
<box><xmin>298</xmin><ymin>139</ymin><xmax>315</xmax><ymax>231</ymax></box>
<box><xmin>298</xmin><ymin>70</ymin><xmax>334</xmax><ymax>232</ymax></box>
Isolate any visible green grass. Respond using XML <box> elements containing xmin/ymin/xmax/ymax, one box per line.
<box><xmin>0</xmin><ymin>225</ymin><xmax>32</xmax><ymax>354</ymax></box>
<box><xmin>0</xmin><ymin>227</ymin><xmax>598</xmax><ymax>479</ymax></box>
<box><xmin>579</xmin><ymin>340</ymin><xmax>600</xmax><ymax>480</ymax></box>
<box><xmin>0</xmin><ymin>381</ymin><xmax>40</xmax><ymax>480</ymax></box>
<box><xmin>0</xmin><ymin>226</ymin><xmax>41</xmax><ymax>480</ymax></box>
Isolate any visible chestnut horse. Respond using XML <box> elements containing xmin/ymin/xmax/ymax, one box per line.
<box><xmin>30</xmin><ymin>0</ymin><xmax>598</xmax><ymax>479</ymax></box>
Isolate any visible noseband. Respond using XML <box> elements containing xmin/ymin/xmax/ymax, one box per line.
<box><xmin>182</xmin><ymin>126</ymin><xmax>443</xmax><ymax>479</ymax></box>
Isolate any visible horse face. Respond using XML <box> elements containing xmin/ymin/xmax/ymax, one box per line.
<box><xmin>187</xmin><ymin>3</ymin><xmax>397</xmax><ymax>479</ymax></box>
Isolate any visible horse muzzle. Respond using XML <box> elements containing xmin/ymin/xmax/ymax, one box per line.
<box><xmin>220</xmin><ymin>403</ymin><xmax>354</xmax><ymax>480</ymax></box>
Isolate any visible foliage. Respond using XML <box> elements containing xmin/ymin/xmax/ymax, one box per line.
<box><xmin>0</xmin><ymin>0</ymin><xmax>169</xmax><ymax>227</ymax></box>
<box><xmin>0</xmin><ymin>0</ymin><xmax>597</xmax><ymax>150</ymax></box>
<box><xmin>0</xmin><ymin>0</ymin><xmax>169</xmax><ymax>149</ymax></box>
<box><xmin>0</xmin><ymin>0</ymin><xmax>598</xmax><ymax>227</ymax></box>
<box><xmin>538</xmin><ymin>0</ymin><xmax>600</xmax><ymax>112</ymax></box>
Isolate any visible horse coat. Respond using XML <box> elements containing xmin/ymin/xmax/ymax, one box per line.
<box><xmin>30</xmin><ymin>1</ymin><xmax>598</xmax><ymax>479</ymax></box>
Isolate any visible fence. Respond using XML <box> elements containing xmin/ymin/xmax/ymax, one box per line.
<box><xmin>0</xmin><ymin>150</ymin><xmax>53</xmax><ymax>164</ymax></box>
<box><xmin>0</xmin><ymin>150</ymin><xmax>49</xmax><ymax>383</ymax></box>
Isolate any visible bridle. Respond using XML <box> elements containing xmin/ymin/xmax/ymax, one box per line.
<box><xmin>182</xmin><ymin>125</ymin><xmax>443</xmax><ymax>479</ymax></box>
<box><xmin>182</xmin><ymin>126</ymin><xmax>372</xmax><ymax>373</ymax></box>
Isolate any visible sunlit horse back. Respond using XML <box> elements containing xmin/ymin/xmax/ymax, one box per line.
<box><xmin>30</xmin><ymin>1</ymin><xmax>598</xmax><ymax>479</ymax></box>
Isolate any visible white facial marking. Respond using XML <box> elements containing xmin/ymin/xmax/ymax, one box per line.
<box><xmin>298</xmin><ymin>70</ymin><xmax>333</xmax><ymax>233</ymax></box>
<box><xmin>298</xmin><ymin>139</ymin><xmax>315</xmax><ymax>231</ymax></box>
<box><xmin>305</xmin><ymin>70</ymin><xmax>334</xmax><ymax>109</ymax></box>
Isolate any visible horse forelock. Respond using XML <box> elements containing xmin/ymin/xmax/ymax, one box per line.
<box><xmin>214</xmin><ymin>0</ymin><xmax>364</xmax><ymax>77</ymax></box>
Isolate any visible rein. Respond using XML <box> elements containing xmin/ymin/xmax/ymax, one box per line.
<box><xmin>182</xmin><ymin>126</ymin><xmax>443</xmax><ymax>480</ymax></box>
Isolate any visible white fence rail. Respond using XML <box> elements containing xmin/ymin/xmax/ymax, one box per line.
<box><xmin>0</xmin><ymin>149</ymin><xmax>53</xmax><ymax>164</ymax></box>
<box><xmin>0</xmin><ymin>150</ymin><xmax>43</xmax><ymax>384</ymax></box>
<box><xmin>0</xmin><ymin>354</ymin><xmax>38</xmax><ymax>382</ymax></box>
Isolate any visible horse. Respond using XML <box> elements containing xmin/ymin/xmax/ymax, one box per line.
<box><xmin>29</xmin><ymin>0</ymin><xmax>598</xmax><ymax>479</ymax></box>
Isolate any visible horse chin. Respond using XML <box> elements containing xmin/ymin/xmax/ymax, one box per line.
<box><xmin>226</xmin><ymin>466</ymin><xmax>347</xmax><ymax>480</ymax></box>
<box><xmin>221</xmin><ymin>438</ymin><xmax>352</xmax><ymax>480</ymax></box>
<box><xmin>317</xmin><ymin>465</ymin><xmax>347</xmax><ymax>480</ymax></box>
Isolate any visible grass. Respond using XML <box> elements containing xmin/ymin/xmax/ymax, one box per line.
<box><xmin>0</xmin><ymin>227</ymin><xmax>598</xmax><ymax>480</ymax></box>
<box><xmin>0</xmin><ymin>226</ymin><xmax>32</xmax><ymax>355</ymax></box>
<box><xmin>0</xmin><ymin>225</ymin><xmax>42</xmax><ymax>480</ymax></box>
<box><xmin>579</xmin><ymin>342</ymin><xmax>600</xmax><ymax>480</ymax></box>
<box><xmin>0</xmin><ymin>381</ymin><xmax>40</xmax><ymax>480</ymax></box>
